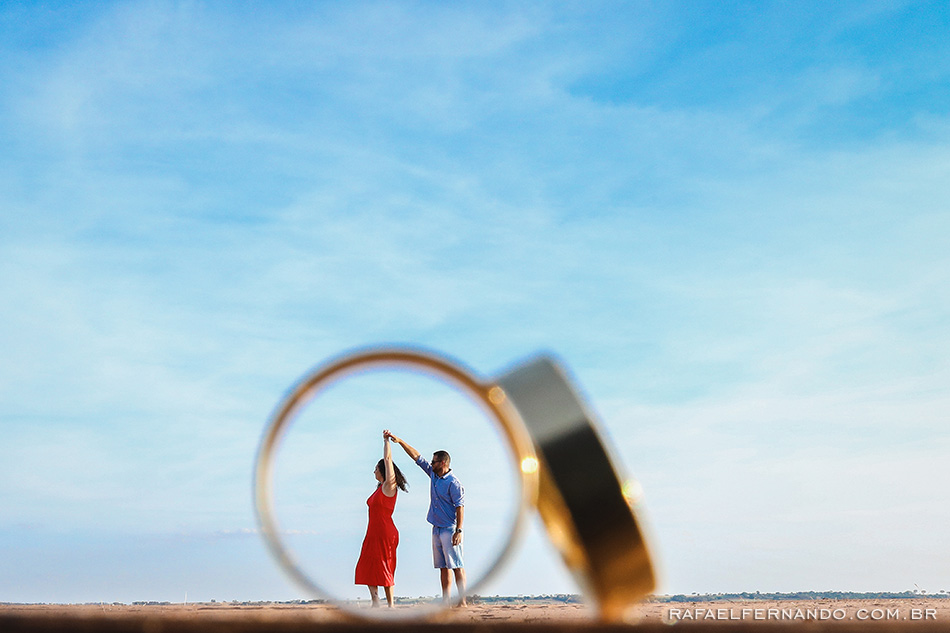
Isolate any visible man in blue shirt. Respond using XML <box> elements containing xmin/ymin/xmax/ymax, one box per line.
<box><xmin>385</xmin><ymin>430</ymin><xmax>466</xmax><ymax>606</ymax></box>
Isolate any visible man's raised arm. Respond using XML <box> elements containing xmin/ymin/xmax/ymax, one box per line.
<box><xmin>384</xmin><ymin>430</ymin><xmax>420</xmax><ymax>461</ymax></box>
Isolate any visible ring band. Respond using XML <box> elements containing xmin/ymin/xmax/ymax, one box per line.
<box><xmin>495</xmin><ymin>355</ymin><xmax>656</xmax><ymax>621</ymax></box>
<box><xmin>255</xmin><ymin>346</ymin><xmax>655</xmax><ymax>621</ymax></box>
<box><xmin>253</xmin><ymin>346</ymin><xmax>539</xmax><ymax>616</ymax></box>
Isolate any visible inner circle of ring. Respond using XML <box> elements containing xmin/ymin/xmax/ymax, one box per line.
<box><xmin>253</xmin><ymin>347</ymin><xmax>539</xmax><ymax>619</ymax></box>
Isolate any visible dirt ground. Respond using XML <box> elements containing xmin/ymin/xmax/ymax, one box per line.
<box><xmin>2</xmin><ymin>598</ymin><xmax>948</xmax><ymax>626</ymax></box>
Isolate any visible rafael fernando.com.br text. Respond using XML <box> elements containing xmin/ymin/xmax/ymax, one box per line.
<box><xmin>665</xmin><ymin>606</ymin><xmax>938</xmax><ymax>623</ymax></box>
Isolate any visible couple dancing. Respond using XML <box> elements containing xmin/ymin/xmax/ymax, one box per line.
<box><xmin>354</xmin><ymin>430</ymin><xmax>466</xmax><ymax>608</ymax></box>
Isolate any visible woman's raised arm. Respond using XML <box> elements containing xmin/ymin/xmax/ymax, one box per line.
<box><xmin>381</xmin><ymin>431</ymin><xmax>398</xmax><ymax>497</ymax></box>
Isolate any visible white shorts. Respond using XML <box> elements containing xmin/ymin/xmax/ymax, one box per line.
<box><xmin>431</xmin><ymin>526</ymin><xmax>464</xmax><ymax>569</ymax></box>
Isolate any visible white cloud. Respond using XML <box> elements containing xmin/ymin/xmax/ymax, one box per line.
<box><xmin>2</xmin><ymin>0</ymin><xmax>950</xmax><ymax>601</ymax></box>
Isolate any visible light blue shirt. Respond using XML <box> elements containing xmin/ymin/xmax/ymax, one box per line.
<box><xmin>415</xmin><ymin>455</ymin><xmax>464</xmax><ymax>528</ymax></box>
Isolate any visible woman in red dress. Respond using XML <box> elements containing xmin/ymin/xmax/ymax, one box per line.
<box><xmin>354</xmin><ymin>431</ymin><xmax>408</xmax><ymax>607</ymax></box>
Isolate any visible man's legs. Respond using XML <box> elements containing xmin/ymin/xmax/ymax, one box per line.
<box><xmin>453</xmin><ymin>567</ymin><xmax>467</xmax><ymax>607</ymax></box>
<box><xmin>440</xmin><ymin>568</ymin><xmax>452</xmax><ymax>604</ymax></box>
<box><xmin>367</xmin><ymin>585</ymin><xmax>380</xmax><ymax>608</ymax></box>
<box><xmin>383</xmin><ymin>585</ymin><xmax>395</xmax><ymax>608</ymax></box>
<box><xmin>433</xmin><ymin>526</ymin><xmax>466</xmax><ymax>606</ymax></box>
<box><xmin>434</xmin><ymin>527</ymin><xmax>452</xmax><ymax>603</ymax></box>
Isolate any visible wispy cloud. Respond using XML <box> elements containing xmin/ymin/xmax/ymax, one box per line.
<box><xmin>2</xmin><ymin>0</ymin><xmax>949</xmax><ymax>601</ymax></box>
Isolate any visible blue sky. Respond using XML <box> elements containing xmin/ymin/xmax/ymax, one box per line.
<box><xmin>2</xmin><ymin>1</ymin><xmax>949</xmax><ymax>604</ymax></box>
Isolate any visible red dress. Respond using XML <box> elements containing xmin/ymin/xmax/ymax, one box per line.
<box><xmin>354</xmin><ymin>486</ymin><xmax>399</xmax><ymax>587</ymax></box>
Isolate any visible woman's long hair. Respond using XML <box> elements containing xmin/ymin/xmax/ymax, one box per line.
<box><xmin>377</xmin><ymin>459</ymin><xmax>409</xmax><ymax>492</ymax></box>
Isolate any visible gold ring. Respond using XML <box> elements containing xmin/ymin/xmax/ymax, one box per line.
<box><xmin>495</xmin><ymin>355</ymin><xmax>656</xmax><ymax>621</ymax></box>
<box><xmin>253</xmin><ymin>346</ymin><xmax>539</xmax><ymax>618</ymax></box>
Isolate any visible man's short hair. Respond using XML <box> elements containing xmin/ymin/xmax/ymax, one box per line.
<box><xmin>433</xmin><ymin>450</ymin><xmax>451</xmax><ymax>465</ymax></box>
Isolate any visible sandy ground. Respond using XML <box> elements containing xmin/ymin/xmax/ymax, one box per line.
<box><xmin>2</xmin><ymin>598</ymin><xmax>948</xmax><ymax>626</ymax></box>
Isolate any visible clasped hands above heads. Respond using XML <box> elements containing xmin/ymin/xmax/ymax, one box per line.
<box><xmin>254</xmin><ymin>346</ymin><xmax>655</xmax><ymax>622</ymax></box>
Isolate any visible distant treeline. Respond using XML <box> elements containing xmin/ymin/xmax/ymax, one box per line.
<box><xmin>654</xmin><ymin>591</ymin><xmax>950</xmax><ymax>603</ymax></box>
<box><xmin>12</xmin><ymin>591</ymin><xmax>947</xmax><ymax>607</ymax></box>
<box><xmin>471</xmin><ymin>594</ymin><xmax>582</xmax><ymax>604</ymax></box>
